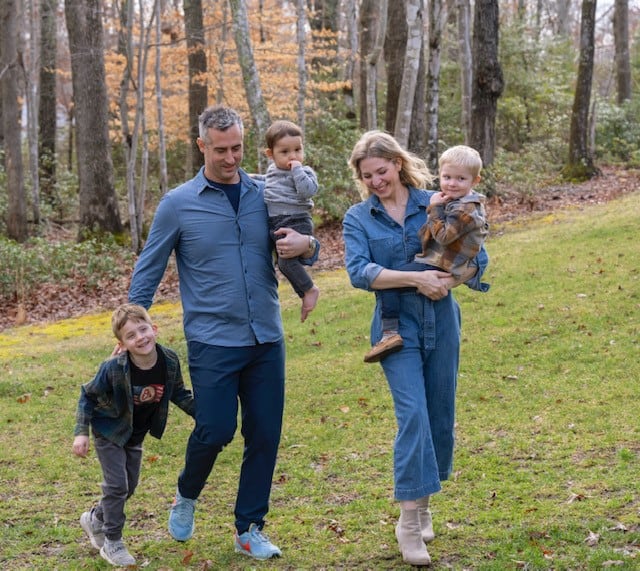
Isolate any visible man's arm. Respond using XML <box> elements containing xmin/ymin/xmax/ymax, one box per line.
<box><xmin>128</xmin><ymin>195</ymin><xmax>179</xmax><ymax>307</ymax></box>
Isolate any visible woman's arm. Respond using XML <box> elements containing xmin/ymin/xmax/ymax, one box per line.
<box><xmin>372</xmin><ymin>268</ymin><xmax>452</xmax><ymax>301</ymax></box>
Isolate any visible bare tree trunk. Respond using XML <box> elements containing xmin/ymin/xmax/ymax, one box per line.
<box><xmin>134</xmin><ymin>0</ymin><xmax>152</xmax><ymax>249</ymax></box>
<box><xmin>184</xmin><ymin>0</ymin><xmax>207</xmax><ymax>175</ymax></box>
<box><xmin>306</xmin><ymin>0</ymin><xmax>339</xmax><ymax>31</ymax></box>
<box><xmin>39</xmin><ymin>0</ymin><xmax>58</xmax><ymax>210</ymax></box>
<box><xmin>229</xmin><ymin>0</ymin><xmax>271</xmax><ymax>171</ymax></box>
<box><xmin>0</xmin><ymin>37</ymin><xmax>3</xmax><ymax>156</ymax></box>
<box><xmin>384</xmin><ymin>0</ymin><xmax>406</xmax><ymax>133</ymax></box>
<box><xmin>613</xmin><ymin>0</ymin><xmax>631</xmax><ymax>103</ymax></box>
<box><xmin>425</xmin><ymin>0</ymin><xmax>447</xmax><ymax>170</ymax></box>
<box><xmin>338</xmin><ymin>0</ymin><xmax>357</xmax><ymax>120</ymax></box>
<box><xmin>470</xmin><ymin>0</ymin><xmax>503</xmax><ymax>167</ymax></box>
<box><xmin>457</xmin><ymin>0</ymin><xmax>472</xmax><ymax>144</ymax></box>
<box><xmin>215</xmin><ymin>0</ymin><xmax>230</xmax><ymax>104</ymax></box>
<box><xmin>118</xmin><ymin>0</ymin><xmax>133</xmax><ymax>168</ymax></box>
<box><xmin>24</xmin><ymin>0</ymin><xmax>41</xmax><ymax>226</ymax></box>
<box><xmin>555</xmin><ymin>0</ymin><xmax>572</xmax><ymax>36</ymax></box>
<box><xmin>65</xmin><ymin>0</ymin><xmax>123</xmax><ymax>238</ymax></box>
<box><xmin>154</xmin><ymin>0</ymin><xmax>168</xmax><ymax>194</ymax></box>
<box><xmin>1</xmin><ymin>0</ymin><xmax>28</xmax><ymax>241</ymax></box>
<box><xmin>565</xmin><ymin>0</ymin><xmax>598</xmax><ymax>179</ymax></box>
<box><xmin>407</xmin><ymin>43</ymin><xmax>426</xmax><ymax>156</ymax></box>
<box><xmin>359</xmin><ymin>0</ymin><xmax>373</xmax><ymax>129</ymax></box>
<box><xmin>296</xmin><ymin>0</ymin><xmax>307</xmax><ymax>130</ymax></box>
<box><xmin>394</xmin><ymin>0</ymin><xmax>423</xmax><ymax>149</ymax></box>
<box><xmin>123</xmin><ymin>0</ymin><xmax>155</xmax><ymax>252</ymax></box>
<box><xmin>118</xmin><ymin>0</ymin><xmax>136</xmax><ymax>247</ymax></box>
<box><xmin>359</xmin><ymin>0</ymin><xmax>387</xmax><ymax>131</ymax></box>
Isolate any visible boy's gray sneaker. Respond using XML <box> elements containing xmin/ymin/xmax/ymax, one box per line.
<box><xmin>100</xmin><ymin>538</ymin><xmax>136</xmax><ymax>567</ymax></box>
<box><xmin>80</xmin><ymin>510</ymin><xmax>105</xmax><ymax>549</ymax></box>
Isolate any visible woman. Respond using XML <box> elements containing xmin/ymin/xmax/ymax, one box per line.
<box><xmin>343</xmin><ymin>131</ymin><xmax>489</xmax><ymax>565</ymax></box>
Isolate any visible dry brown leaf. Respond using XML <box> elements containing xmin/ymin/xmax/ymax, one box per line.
<box><xmin>584</xmin><ymin>530</ymin><xmax>600</xmax><ymax>546</ymax></box>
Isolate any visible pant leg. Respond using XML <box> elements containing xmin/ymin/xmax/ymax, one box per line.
<box><xmin>94</xmin><ymin>437</ymin><xmax>135</xmax><ymax>540</ymax></box>
<box><xmin>277</xmin><ymin>256</ymin><xmax>314</xmax><ymax>297</ymax></box>
<box><xmin>177</xmin><ymin>341</ymin><xmax>243</xmax><ymax>500</ymax></box>
<box><xmin>378</xmin><ymin>290</ymin><xmax>401</xmax><ymax>329</ymax></box>
<box><xmin>271</xmin><ymin>214</ymin><xmax>315</xmax><ymax>298</ymax></box>
<box><xmin>426</xmin><ymin>293</ymin><xmax>461</xmax><ymax>479</ymax></box>
<box><xmin>234</xmin><ymin>341</ymin><xmax>285</xmax><ymax>533</ymax></box>
<box><xmin>380</xmin><ymin>292</ymin><xmax>460</xmax><ymax>500</ymax></box>
<box><xmin>125</xmin><ymin>443</ymin><xmax>143</xmax><ymax>500</ymax></box>
<box><xmin>381</xmin><ymin>347</ymin><xmax>442</xmax><ymax>500</ymax></box>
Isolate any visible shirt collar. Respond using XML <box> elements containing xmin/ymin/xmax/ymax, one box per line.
<box><xmin>368</xmin><ymin>186</ymin><xmax>431</xmax><ymax>215</ymax></box>
<box><xmin>194</xmin><ymin>166</ymin><xmax>260</xmax><ymax>195</ymax></box>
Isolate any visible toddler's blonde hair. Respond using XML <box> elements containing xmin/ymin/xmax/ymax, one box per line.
<box><xmin>439</xmin><ymin>145</ymin><xmax>483</xmax><ymax>179</ymax></box>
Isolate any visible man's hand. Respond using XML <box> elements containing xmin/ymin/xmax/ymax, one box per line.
<box><xmin>274</xmin><ymin>227</ymin><xmax>315</xmax><ymax>259</ymax></box>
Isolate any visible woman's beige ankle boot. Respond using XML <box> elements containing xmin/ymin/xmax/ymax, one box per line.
<box><xmin>395</xmin><ymin>507</ymin><xmax>431</xmax><ymax>566</ymax></box>
<box><xmin>416</xmin><ymin>496</ymin><xmax>435</xmax><ymax>543</ymax></box>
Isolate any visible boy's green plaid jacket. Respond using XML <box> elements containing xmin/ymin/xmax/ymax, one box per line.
<box><xmin>74</xmin><ymin>343</ymin><xmax>194</xmax><ymax>446</ymax></box>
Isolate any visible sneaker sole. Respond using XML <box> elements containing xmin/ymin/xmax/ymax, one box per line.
<box><xmin>169</xmin><ymin>527</ymin><xmax>194</xmax><ymax>541</ymax></box>
<box><xmin>234</xmin><ymin>544</ymin><xmax>281</xmax><ymax>560</ymax></box>
<box><xmin>363</xmin><ymin>342</ymin><xmax>403</xmax><ymax>363</ymax></box>
<box><xmin>168</xmin><ymin>515</ymin><xmax>194</xmax><ymax>542</ymax></box>
<box><xmin>99</xmin><ymin>546</ymin><xmax>136</xmax><ymax>567</ymax></box>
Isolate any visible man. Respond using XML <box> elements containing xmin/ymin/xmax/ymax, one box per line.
<box><xmin>128</xmin><ymin>105</ymin><xmax>318</xmax><ymax>560</ymax></box>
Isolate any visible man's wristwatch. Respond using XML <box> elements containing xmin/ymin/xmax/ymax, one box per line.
<box><xmin>307</xmin><ymin>235</ymin><xmax>318</xmax><ymax>255</ymax></box>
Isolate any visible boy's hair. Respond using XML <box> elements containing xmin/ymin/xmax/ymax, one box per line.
<box><xmin>439</xmin><ymin>145</ymin><xmax>483</xmax><ymax>178</ymax></box>
<box><xmin>111</xmin><ymin>303</ymin><xmax>153</xmax><ymax>340</ymax></box>
<box><xmin>265</xmin><ymin>120</ymin><xmax>303</xmax><ymax>150</ymax></box>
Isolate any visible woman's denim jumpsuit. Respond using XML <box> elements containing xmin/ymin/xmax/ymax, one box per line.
<box><xmin>343</xmin><ymin>187</ymin><xmax>489</xmax><ymax>500</ymax></box>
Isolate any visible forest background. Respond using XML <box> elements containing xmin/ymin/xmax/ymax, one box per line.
<box><xmin>1</xmin><ymin>0</ymin><xmax>640</xmax><ymax>329</ymax></box>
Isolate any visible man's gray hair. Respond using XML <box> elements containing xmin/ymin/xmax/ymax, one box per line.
<box><xmin>198</xmin><ymin>105</ymin><xmax>244</xmax><ymax>140</ymax></box>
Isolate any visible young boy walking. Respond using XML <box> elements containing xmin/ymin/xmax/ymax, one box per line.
<box><xmin>264</xmin><ymin>119</ymin><xmax>320</xmax><ymax>322</ymax></box>
<box><xmin>72</xmin><ymin>303</ymin><xmax>195</xmax><ymax>566</ymax></box>
<box><xmin>364</xmin><ymin>145</ymin><xmax>490</xmax><ymax>363</ymax></box>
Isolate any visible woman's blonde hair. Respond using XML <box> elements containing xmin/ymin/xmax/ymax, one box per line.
<box><xmin>348</xmin><ymin>130</ymin><xmax>435</xmax><ymax>199</ymax></box>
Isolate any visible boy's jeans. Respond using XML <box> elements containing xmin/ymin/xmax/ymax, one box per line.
<box><xmin>94</xmin><ymin>436</ymin><xmax>143</xmax><ymax>540</ymax></box>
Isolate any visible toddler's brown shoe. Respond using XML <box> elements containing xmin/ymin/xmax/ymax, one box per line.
<box><xmin>364</xmin><ymin>332</ymin><xmax>403</xmax><ymax>363</ymax></box>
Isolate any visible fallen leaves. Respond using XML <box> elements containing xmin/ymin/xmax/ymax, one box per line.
<box><xmin>2</xmin><ymin>168</ymin><xmax>638</xmax><ymax>332</ymax></box>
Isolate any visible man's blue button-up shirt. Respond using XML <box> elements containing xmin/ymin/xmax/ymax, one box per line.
<box><xmin>129</xmin><ymin>168</ymin><xmax>285</xmax><ymax>347</ymax></box>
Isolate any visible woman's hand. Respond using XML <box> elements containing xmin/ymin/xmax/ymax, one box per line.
<box><xmin>414</xmin><ymin>270</ymin><xmax>451</xmax><ymax>300</ymax></box>
<box><xmin>439</xmin><ymin>264</ymin><xmax>477</xmax><ymax>291</ymax></box>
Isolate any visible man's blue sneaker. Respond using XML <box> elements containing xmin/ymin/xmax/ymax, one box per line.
<box><xmin>168</xmin><ymin>490</ymin><xmax>196</xmax><ymax>541</ymax></box>
<box><xmin>234</xmin><ymin>523</ymin><xmax>282</xmax><ymax>560</ymax></box>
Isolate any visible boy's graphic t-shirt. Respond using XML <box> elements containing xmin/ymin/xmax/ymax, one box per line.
<box><xmin>128</xmin><ymin>347</ymin><xmax>167</xmax><ymax>445</ymax></box>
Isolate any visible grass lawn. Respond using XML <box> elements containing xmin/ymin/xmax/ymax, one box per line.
<box><xmin>0</xmin><ymin>192</ymin><xmax>638</xmax><ymax>569</ymax></box>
